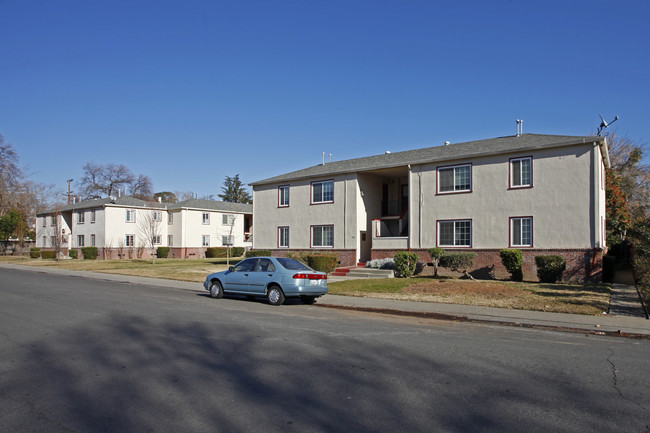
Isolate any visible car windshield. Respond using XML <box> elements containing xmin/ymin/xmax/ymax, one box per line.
<box><xmin>276</xmin><ymin>258</ymin><xmax>312</xmax><ymax>271</ymax></box>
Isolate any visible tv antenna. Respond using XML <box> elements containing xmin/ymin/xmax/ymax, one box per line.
<box><xmin>596</xmin><ymin>114</ymin><xmax>619</xmax><ymax>136</ymax></box>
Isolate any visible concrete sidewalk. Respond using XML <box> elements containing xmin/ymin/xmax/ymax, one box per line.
<box><xmin>2</xmin><ymin>262</ymin><xmax>650</xmax><ymax>338</ymax></box>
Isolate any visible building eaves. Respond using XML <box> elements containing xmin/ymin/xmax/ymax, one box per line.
<box><xmin>37</xmin><ymin>196</ymin><xmax>163</xmax><ymax>215</ymax></box>
<box><xmin>250</xmin><ymin>133</ymin><xmax>605</xmax><ymax>186</ymax></box>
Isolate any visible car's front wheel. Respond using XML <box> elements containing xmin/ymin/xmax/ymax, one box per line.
<box><xmin>209</xmin><ymin>280</ymin><xmax>224</xmax><ymax>299</ymax></box>
<box><xmin>300</xmin><ymin>295</ymin><xmax>317</xmax><ymax>305</ymax></box>
<box><xmin>267</xmin><ymin>285</ymin><xmax>285</xmax><ymax>306</ymax></box>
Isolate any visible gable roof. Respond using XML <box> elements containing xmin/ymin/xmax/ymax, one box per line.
<box><xmin>37</xmin><ymin>196</ymin><xmax>162</xmax><ymax>215</ymax></box>
<box><xmin>169</xmin><ymin>199</ymin><xmax>252</xmax><ymax>214</ymax></box>
<box><xmin>250</xmin><ymin>133</ymin><xmax>607</xmax><ymax>186</ymax></box>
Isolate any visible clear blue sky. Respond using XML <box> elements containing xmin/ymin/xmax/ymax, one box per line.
<box><xmin>1</xmin><ymin>0</ymin><xmax>649</xmax><ymax>200</ymax></box>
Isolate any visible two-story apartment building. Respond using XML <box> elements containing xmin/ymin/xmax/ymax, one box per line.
<box><xmin>36</xmin><ymin>197</ymin><xmax>252</xmax><ymax>259</ymax></box>
<box><xmin>250</xmin><ymin>134</ymin><xmax>610</xmax><ymax>281</ymax></box>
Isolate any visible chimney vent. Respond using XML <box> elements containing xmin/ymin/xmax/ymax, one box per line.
<box><xmin>444</xmin><ymin>141</ymin><xmax>450</xmax><ymax>146</ymax></box>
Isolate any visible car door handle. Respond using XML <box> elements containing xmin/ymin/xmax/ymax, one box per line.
<box><xmin>267</xmin><ymin>274</ymin><xmax>273</xmax><ymax>277</ymax></box>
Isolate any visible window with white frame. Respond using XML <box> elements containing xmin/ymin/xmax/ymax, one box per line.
<box><xmin>438</xmin><ymin>164</ymin><xmax>472</xmax><ymax>193</ymax></box>
<box><xmin>202</xmin><ymin>235</ymin><xmax>210</xmax><ymax>247</ymax></box>
<box><xmin>77</xmin><ymin>235</ymin><xmax>85</xmax><ymax>247</ymax></box>
<box><xmin>278</xmin><ymin>226</ymin><xmax>289</xmax><ymax>248</ymax></box>
<box><xmin>126</xmin><ymin>209</ymin><xmax>136</xmax><ymax>223</ymax></box>
<box><xmin>311</xmin><ymin>180</ymin><xmax>334</xmax><ymax>204</ymax></box>
<box><xmin>90</xmin><ymin>210</ymin><xmax>96</xmax><ymax>223</ymax></box>
<box><xmin>202</xmin><ymin>212</ymin><xmax>210</xmax><ymax>224</ymax></box>
<box><xmin>42</xmin><ymin>217</ymin><xmax>46</xmax><ymax>227</ymax></box>
<box><xmin>42</xmin><ymin>236</ymin><xmax>47</xmax><ymax>246</ymax></box>
<box><xmin>222</xmin><ymin>235</ymin><xmax>234</xmax><ymax>246</ymax></box>
<box><xmin>50</xmin><ymin>236</ymin><xmax>56</xmax><ymax>247</ymax></box>
<box><xmin>222</xmin><ymin>214</ymin><xmax>234</xmax><ymax>225</ymax></box>
<box><xmin>510</xmin><ymin>157</ymin><xmax>532</xmax><ymax>188</ymax></box>
<box><xmin>278</xmin><ymin>185</ymin><xmax>290</xmax><ymax>207</ymax></box>
<box><xmin>312</xmin><ymin>225</ymin><xmax>334</xmax><ymax>247</ymax></box>
<box><xmin>153</xmin><ymin>211</ymin><xmax>162</xmax><ymax>221</ymax></box>
<box><xmin>438</xmin><ymin>220</ymin><xmax>472</xmax><ymax>247</ymax></box>
<box><xmin>126</xmin><ymin>234</ymin><xmax>135</xmax><ymax>247</ymax></box>
<box><xmin>153</xmin><ymin>235</ymin><xmax>162</xmax><ymax>245</ymax></box>
<box><xmin>51</xmin><ymin>216</ymin><xmax>55</xmax><ymax>226</ymax></box>
<box><xmin>511</xmin><ymin>217</ymin><xmax>532</xmax><ymax>247</ymax></box>
<box><xmin>77</xmin><ymin>211</ymin><xmax>85</xmax><ymax>224</ymax></box>
<box><xmin>168</xmin><ymin>235</ymin><xmax>173</xmax><ymax>246</ymax></box>
<box><xmin>91</xmin><ymin>234</ymin><xmax>96</xmax><ymax>247</ymax></box>
<box><xmin>168</xmin><ymin>213</ymin><xmax>174</xmax><ymax>224</ymax></box>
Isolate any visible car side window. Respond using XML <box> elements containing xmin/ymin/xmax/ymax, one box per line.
<box><xmin>234</xmin><ymin>259</ymin><xmax>258</xmax><ymax>272</ymax></box>
<box><xmin>255</xmin><ymin>259</ymin><xmax>275</xmax><ymax>272</ymax></box>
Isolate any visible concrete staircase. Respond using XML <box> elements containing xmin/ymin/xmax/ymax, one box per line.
<box><xmin>330</xmin><ymin>263</ymin><xmax>394</xmax><ymax>279</ymax></box>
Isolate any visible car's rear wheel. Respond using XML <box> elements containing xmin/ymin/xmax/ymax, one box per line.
<box><xmin>300</xmin><ymin>295</ymin><xmax>317</xmax><ymax>305</ymax></box>
<box><xmin>210</xmin><ymin>280</ymin><xmax>224</xmax><ymax>299</ymax></box>
<box><xmin>267</xmin><ymin>285</ymin><xmax>285</xmax><ymax>306</ymax></box>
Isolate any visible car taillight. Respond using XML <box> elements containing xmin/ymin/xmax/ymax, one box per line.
<box><xmin>292</xmin><ymin>273</ymin><xmax>327</xmax><ymax>280</ymax></box>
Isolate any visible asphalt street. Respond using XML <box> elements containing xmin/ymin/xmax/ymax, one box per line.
<box><xmin>1</xmin><ymin>267</ymin><xmax>649</xmax><ymax>433</ymax></box>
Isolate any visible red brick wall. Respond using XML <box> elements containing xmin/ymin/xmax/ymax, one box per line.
<box><xmin>371</xmin><ymin>248</ymin><xmax>603</xmax><ymax>282</ymax></box>
<box><xmin>268</xmin><ymin>249</ymin><xmax>357</xmax><ymax>266</ymax></box>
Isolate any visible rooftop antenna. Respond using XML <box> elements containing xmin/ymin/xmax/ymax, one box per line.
<box><xmin>597</xmin><ymin>114</ymin><xmax>619</xmax><ymax>136</ymax></box>
<box><xmin>516</xmin><ymin>119</ymin><xmax>524</xmax><ymax>136</ymax></box>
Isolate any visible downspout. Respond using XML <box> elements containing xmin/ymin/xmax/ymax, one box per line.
<box><xmin>407</xmin><ymin>165</ymin><xmax>412</xmax><ymax>251</ymax></box>
<box><xmin>343</xmin><ymin>177</ymin><xmax>347</xmax><ymax>250</ymax></box>
<box><xmin>418</xmin><ymin>169</ymin><xmax>423</xmax><ymax>249</ymax></box>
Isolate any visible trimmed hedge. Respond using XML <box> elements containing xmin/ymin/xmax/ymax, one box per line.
<box><xmin>602</xmin><ymin>255</ymin><xmax>616</xmax><ymax>283</ymax></box>
<box><xmin>206</xmin><ymin>247</ymin><xmax>244</xmax><ymax>258</ymax></box>
<box><xmin>69</xmin><ymin>249</ymin><xmax>78</xmax><ymax>259</ymax></box>
<box><xmin>307</xmin><ymin>255</ymin><xmax>338</xmax><ymax>273</ymax></box>
<box><xmin>394</xmin><ymin>251</ymin><xmax>418</xmax><ymax>278</ymax></box>
<box><xmin>245</xmin><ymin>249</ymin><xmax>271</xmax><ymax>258</ymax></box>
<box><xmin>29</xmin><ymin>247</ymin><xmax>41</xmax><ymax>259</ymax></box>
<box><xmin>156</xmin><ymin>247</ymin><xmax>170</xmax><ymax>258</ymax></box>
<box><xmin>535</xmin><ymin>255</ymin><xmax>566</xmax><ymax>283</ymax></box>
<box><xmin>440</xmin><ymin>252</ymin><xmax>477</xmax><ymax>278</ymax></box>
<box><xmin>81</xmin><ymin>247</ymin><xmax>98</xmax><ymax>260</ymax></box>
<box><xmin>500</xmin><ymin>249</ymin><xmax>523</xmax><ymax>281</ymax></box>
<box><xmin>41</xmin><ymin>250</ymin><xmax>56</xmax><ymax>259</ymax></box>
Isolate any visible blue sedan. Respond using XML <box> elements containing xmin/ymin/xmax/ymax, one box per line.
<box><xmin>203</xmin><ymin>256</ymin><xmax>329</xmax><ymax>305</ymax></box>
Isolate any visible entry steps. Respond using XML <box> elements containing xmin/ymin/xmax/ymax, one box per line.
<box><xmin>330</xmin><ymin>263</ymin><xmax>394</xmax><ymax>279</ymax></box>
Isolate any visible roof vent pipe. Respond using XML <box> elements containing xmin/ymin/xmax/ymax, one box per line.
<box><xmin>329</xmin><ymin>153</ymin><xmax>332</xmax><ymax>163</ymax></box>
<box><xmin>444</xmin><ymin>141</ymin><xmax>450</xmax><ymax>146</ymax></box>
<box><xmin>322</xmin><ymin>152</ymin><xmax>325</xmax><ymax>165</ymax></box>
<box><xmin>516</xmin><ymin>119</ymin><xmax>524</xmax><ymax>136</ymax></box>
<box><xmin>385</xmin><ymin>151</ymin><xmax>391</xmax><ymax>154</ymax></box>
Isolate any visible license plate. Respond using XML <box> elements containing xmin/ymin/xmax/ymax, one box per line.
<box><xmin>310</xmin><ymin>280</ymin><xmax>319</xmax><ymax>286</ymax></box>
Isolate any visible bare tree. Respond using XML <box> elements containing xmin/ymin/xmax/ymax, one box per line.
<box><xmin>46</xmin><ymin>209</ymin><xmax>66</xmax><ymax>261</ymax></box>
<box><xmin>131</xmin><ymin>175</ymin><xmax>154</xmax><ymax>200</ymax></box>
<box><xmin>607</xmin><ymin>133</ymin><xmax>650</xmax><ymax>221</ymax></box>
<box><xmin>137</xmin><ymin>209</ymin><xmax>162</xmax><ymax>264</ymax></box>
<box><xmin>117</xmin><ymin>237</ymin><xmax>125</xmax><ymax>259</ymax></box>
<box><xmin>79</xmin><ymin>162</ymin><xmax>135</xmax><ymax>199</ymax></box>
<box><xmin>222</xmin><ymin>214</ymin><xmax>237</xmax><ymax>266</ymax></box>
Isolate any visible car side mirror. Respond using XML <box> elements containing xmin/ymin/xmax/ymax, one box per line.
<box><xmin>228</xmin><ymin>266</ymin><xmax>235</xmax><ymax>272</ymax></box>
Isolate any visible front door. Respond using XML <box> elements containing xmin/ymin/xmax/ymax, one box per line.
<box><xmin>223</xmin><ymin>258</ymin><xmax>258</xmax><ymax>292</ymax></box>
<box><xmin>359</xmin><ymin>231</ymin><xmax>371</xmax><ymax>263</ymax></box>
<box><xmin>248</xmin><ymin>258</ymin><xmax>276</xmax><ymax>293</ymax></box>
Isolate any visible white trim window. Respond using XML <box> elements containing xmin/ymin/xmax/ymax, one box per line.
<box><xmin>222</xmin><ymin>214</ymin><xmax>234</xmax><ymax>225</ymax></box>
<box><xmin>126</xmin><ymin>234</ymin><xmax>135</xmax><ymax>247</ymax></box>
<box><xmin>511</xmin><ymin>157</ymin><xmax>532</xmax><ymax>188</ymax></box>
<box><xmin>202</xmin><ymin>212</ymin><xmax>210</xmax><ymax>224</ymax></box>
<box><xmin>168</xmin><ymin>213</ymin><xmax>174</xmax><ymax>224</ymax></box>
<box><xmin>278</xmin><ymin>185</ymin><xmax>290</xmax><ymax>207</ymax></box>
<box><xmin>153</xmin><ymin>211</ymin><xmax>162</xmax><ymax>222</ymax></box>
<box><xmin>511</xmin><ymin>217</ymin><xmax>533</xmax><ymax>247</ymax></box>
<box><xmin>438</xmin><ymin>220</ymin><xmax>472</xmax><ymax>247</ymax></box>
<box><xmin>168</xmin><ymin>235</ymin><xmax>173</xmax><ymax>247</ymax></box>
<box><xmin>42</xmin><ymin>217</ymin><xmax>46</xmax><ymax>227</ymax></box>
<box><xmin>202</xmin><ymin>235</ymin><xmax>210</xmax><ymax>247</ymax></box>
<box><xmin>91</xmin><ymin>234</ymin><xmax>96</xmax><ymax>247</ymax></box>
<box><xmin>312</xmin><ymin>180</ymin><xmax>334</xmax><ymax>204</ymax></box>
<box><xmin>437</xmin><ymin>164</ymin><xmax>472</xmax><ymax>193</ymax></box>
<box><xmin>153</xmin><ymin>235</ymin><xmax>162</xmax><ymax>245</ymax></box>
<box><xmin>222</xmin><ymin>235</ymin><xmax>234</xmax><ymax>246</ymax></box>
<box><xmin>77</xmin><ymin>211</ymin><xmax>85</xmax><ymax>224</ymax></box>
<box><xmin>90</xmin><ymin>210</ymin><xmax>96</xmax><ymax>223</ymax></box>
<box><xmin>312</xmin><ymin>225</ymin><xmax>334</xmax><ymax>248</ymax></box>
<box><xmin>278</xmin><ymin>226</ymin><xmax>289</xmax><ymax>248</ymax></box>
<box><xmin>126</xmin><ymin>209</ymin><xmax>136</xmax><ymax>223</ymax></box>
<box><xmin>77</xmin><ymin>235</ymin><xmax>85</xmax><ymax>247</ymax></box>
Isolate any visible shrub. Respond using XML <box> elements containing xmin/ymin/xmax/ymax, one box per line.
<box><xmin>440</xmin><ymin>252</ymin><xmax>477</xmax><ymax>279</ymax></box>
<box><xmin>307</xmin><ymin>255</ymin><xmax>338</xmax><ymax>273</ymax></box>
<box><xmin>205</xmin><ymin>247</ymin><xmax>223</xmax><ymax>258</ymax></box>
<box><xmin>246</xmin><ymin>249</ymin><xmax>271</xmax><ymax>258</ymax></box>
<box><xmin>535</xmin><ymin>255</ymin><xmax>566</xmax><ymax>283</ymax></box>
<box><xmin>29</xmin><ymin>247</ymin><xmax>40</xmax><ymax>259</ymax></box>
<box><xmin>285</xmin><ymin>251</ymin><xmax>311</xmax><ymax>264</ymax></box>
<box><xmin>428</xmin><ymin>247</ymin><xmax>445</xmax><ymax>277</ymax></box>
<box><xmin>80</xmin><ymin>247</ymin><xmax>98</xmax><ymax>260</ymax></box>
<box><xmin>414</xmin><ymin>261</ymin><xmax>426</xmax><ymax>275</ymax></box>
<box><xmin>366</xmin><ymin>258</ymin><xmax>396</xmax><ymax>270</ymax></box>
<box><xmin>69</xmin><ymin>249</ymin><xmax>78</xmax><ymax>259</ymax></box>
<box><xmin>500</xmin><ymin>249</ymin><xmax>523</xmax><ymax>281</ymax></box>
<box><xmin>602</xmin><ymin>255</ymin><xmax>616</xmax><ymax>283</ymax></box>
<box><xmin>41</xmin><ymin>250</ymin><xmax>56</xmax><ymax>259</ymax></box>
<box><xmin>231</xmin><ymin>247</ymin><xmax>245</xmax><ymax>257</ymax></box>
<box><xmin>394</xmin><ymin>251</ymin><xmax>418</xmax><ymax>278</ymax></box>
<box><xmin>156</xmin><ymin>247</ymin><xmax>170</xmax><ymax>258</ymax></box>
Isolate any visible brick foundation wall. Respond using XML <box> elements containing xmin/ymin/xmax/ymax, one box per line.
<box><xmin>267</xmin><ymin>249</ymin><xmax>357</xmax><ymax>267</ymax></box>
<box><xmin>371</xmin><ymin>248</ymin><xmax>604</xmax><ymax>282</ymax></box>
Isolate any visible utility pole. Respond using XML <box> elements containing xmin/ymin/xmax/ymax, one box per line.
<box><xmin>67</xmin><ymin>179</ymin><xmax>74</xmax><ymax>204</ymax></box>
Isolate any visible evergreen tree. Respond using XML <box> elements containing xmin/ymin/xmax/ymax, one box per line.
<box><xmin>218</xmin><ymin>174</ymin><xmax>252</xmax><ymax>204</ymax></box>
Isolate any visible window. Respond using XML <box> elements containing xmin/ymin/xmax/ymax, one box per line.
<box><xmin>126</xmin><ymin>234</ymin><xmax>135</xmax><ymax>247</ymax></box>
<box><xmin>42</xmin><ymin>218</ymin><xmax>46</xmax><ymax>227</ymax></box>
<box><xmin>153</xmin><ymin>211</ymin><xmax>162</xmax><ymax>221</ymax></box>
<box><xmin>278</xmin><ymin>185</ymin><xmax>290</xmax><ymax>207</ymax></box>
<box><xmin>278</xmin><ymin>226</ymin><xmax>289</xmax><ymax>248</ymax></box>
<box><xmin>50</xmin><ymin>236</ymin><xmax>55</xmax><ymax>247</ymax></box>
<box><xmin>311</xmin><ymin>180</ymin><xmax>334</xmax><ymax>204</ymax></box>
<box><xmin>126</xmin><ymin>209</ymin><xmax>136</xmax><ymax>223</ymax></box>
<box><xmin>42</xmin><ymin>236</ymin><xmax>46</xmax><ymax>246</ymax></box>
<box><xmin>202</xmin><ymin>212</ymin><xmax>210</xmax><ymax>224</ymax></box>
<box><xmin>312</xmin><ymin>225</ymin><xmax>334</xmax><ymax>247</ymax></box>
<box><xmin>438</xmin><ymin>220</ymin><xmax>472</xmax><ymax>247</ymax></box>
<box><xmin>90</xmin><ymin>210</ymin><xmax>96</xmax><ymax>223</ymax></box>
<box><xmin>50</xmin><ymin>216</ymin><xmax>55</xmax><ymax>226</ymax></box>
<box><xmin>168</xmin><ymin>235</ymin><xmax>173</xmax><ymax>247</ymax></box>
<box><xmin>222</xmin><ymin>214</ymin><xmax>234</xmax><ymax>225</ymax></box>
<box><xmin>153</xmin><ymin>235</ymin><xmax>162</xmax><ymax>245</ymax></box>
<box><xmin>510</xmin><ymin>157</ymin><xmax>532</xmax><ymax>188</ymax></box>
<box><xmin>511</xmin><ymin>217</ymin><xmax>532</xmax><ymax>247</ymax></box>
<box><xmin>77</xmin><ymin>211</ymin><xmax>85</xmax><ymax>224</ymax></box>
<box><xmin>438</xmin><ymin>164</ymin><xmax>472</xmax><ymax>193</ymax></box>
<box><xmin>168</xmin><ymin>213</ymin><xmax>174</xmax><ymax>224</ymax></box>
<box><xmin>77</xmin><ymin>235</ymin><xmax>85</xmax><ymax>247</ymax></box>
<box><xmin>222</xmin><ymin>235</ymin><xmax>234</xmax><ymax>246</ymax></box>
<box><xmin>202</xmin><ymin>235</ymin><xmax>210</xmax><ymax>247</ymax></box>
<box><xmin>91</xmin><ymin>234</ymin><xmax>96</xmax><ymax>247</ymax></box>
